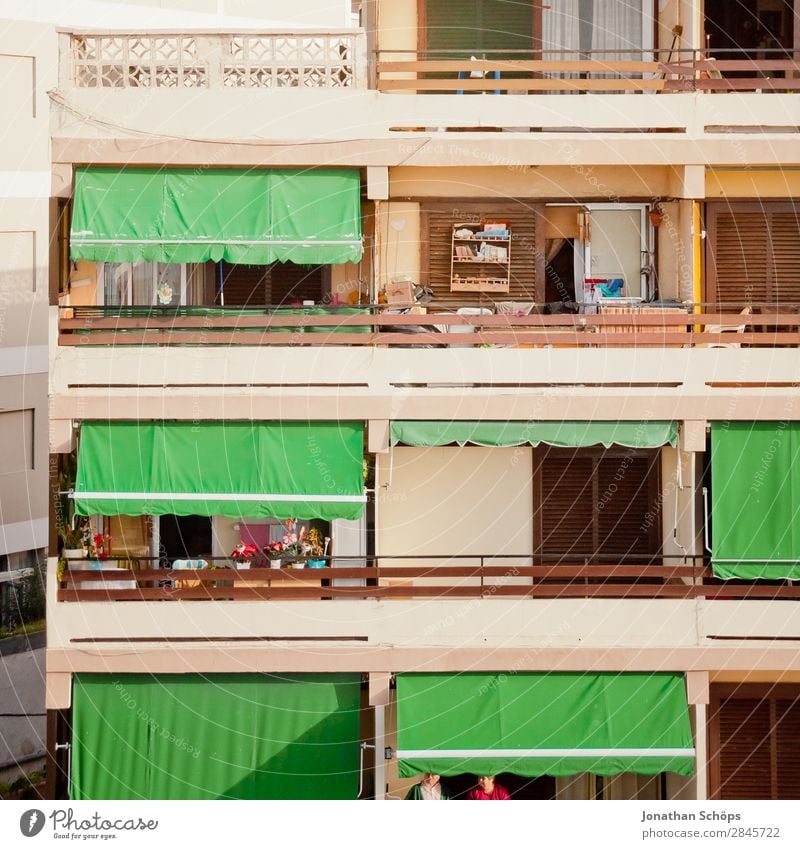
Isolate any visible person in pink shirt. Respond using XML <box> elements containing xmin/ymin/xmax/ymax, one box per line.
<box><xmin>467</xmin><ymin>775</ymin><xmax>510</xmax><ymax>800</ymax></box>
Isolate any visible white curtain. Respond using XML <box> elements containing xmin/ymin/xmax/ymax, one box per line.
<box><xmin>591</xmin><ymin>0</ymin><xmax>644</xmax><ymax>60</ymax></box>
<box><xmin>543</xmin><ymin>0</ymin><xmax>645</xmax><ymax>61</ymax></box>
<box><xmin>542</xmin><ymin>0</ymin><xmax>580</xmax><ymax>60</ymax></box>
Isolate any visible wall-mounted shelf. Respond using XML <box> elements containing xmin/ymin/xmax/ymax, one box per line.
<box><xmin>450</xmin><ymin>222</ymin><xmax>511</xmax><ymax>294</ymax></box>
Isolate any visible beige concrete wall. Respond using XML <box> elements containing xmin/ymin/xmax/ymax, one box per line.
<box><xmin>374</xmin><ymin>200</ymin><xmax>420</xmax><ymax>291</ymax></box>
<box><xmin>390</xmin><ymin>166</ymin><xmax>674</xmax><ymax>200</ymax></box>
<box><xmin>66</xmin><ymin>260</ymin><xmax>98</xmax><ymax>307</ymax></box>
<box><xmin>50</xmin><ymin>344</ymin><xmax>800</xmax><ymax>428</ymax></box>
<box><xmin>706</xmin><ymin>169</ymin><xmax>800</xmax><ymax>199</ymax></box>
<box><xmin>661</xmin><ymin>446</ymin><xmax>702</xmax><ymax>569</ymax></box>
<box><xmin>0</xmin><ymin>374</ymin><xmax>48</xmax><ymax>553</ymax></box>
<box><xmin>376</xmin><ymin>0</ymin><xmax>416</xmax><ymax>52</ymax></box>
<box><xmin>376</xmin><ymin>446</ymin><xmax>533</xmax><ymax>566</ymax></box>
<box><xmin>0</xmin><ymin>17</ymin><xmax>56</xmax><ymax>556</ymax></box>
<box><xmin>654</xmin><ymin>200</ymin><xmax>684</xmax><ymax>300</ymax></box>
<box><xmin>62</xmin><ymin>0</ymin><xmax>352</xmax><ymax>27</ymax></box>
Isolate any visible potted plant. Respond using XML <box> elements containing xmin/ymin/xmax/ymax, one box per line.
<box><xmin>279</xmin><ymin>519</ymin><xmax>307</xmax><ymax>568</ymax></box>
<box><xmin>60</xmin><ymin>523</ymin><xmax>87</xmax><ymax>560</ymax></box>
<box><xmin>87</xmin><ymin>531</ymin><xmax>113</xmax><ymax>569</ymax></box>
<box><xmin>264</xmin><ymin>540</ymin><xmax>285</xmax><ymax>568</ymax></box>
<box><xmin>230</xmin><ymin>542</ymin><xmax>257</xmax><ymax>570</ymax></box>
<box><xmin>306</xmin><ymin>528</ymin><xmax>328</xmax><ymax>569</ymax></box>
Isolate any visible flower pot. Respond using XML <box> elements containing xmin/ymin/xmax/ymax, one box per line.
<box><xmin>291</xmin><ymin>560</ymin><xmax>306</xmax><ymax>570</ymax></box>
<box><xmin>308</xmin><ymin>559</ymin><xmax>326</xmax><ymax>569</ymax></box>
<box><xmin>235</xmin><ymin>561</ymin><xmax>251</xmax><ymax>570</ymax></box>
<box><xmin>270</xmin><ymin>559</ymin><xmax>283</xmax><ymax>569</ymax></box>
<box><xmin>62</xmin><ymin>548</ymin><xmax>86</xmax><ymax>561</ymax></box>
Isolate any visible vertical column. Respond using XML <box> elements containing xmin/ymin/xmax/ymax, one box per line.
<box><xmin>687</xmin><ymin>670</ymin><xmax>710</xmax><ymax>800</ymax></box>
<box><xmin>369</xmin><ymin>672</ymin><xmax>391</xmax><ymax>800</ymax></box>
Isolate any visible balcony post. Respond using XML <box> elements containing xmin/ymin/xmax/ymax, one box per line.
<box><xmin>353</xmin><ymin>30</ymin><xmax>368</xmax><ymax>89</ymax></box>
<box><xmin>369</xmin><ymin>672</ymin><xmax>391</xmax><ymax>800</ymax></box>
<box><xmin>686</xmin><ymin>670</ymin><xmax>710</xmax><ymax>800</ymax></box>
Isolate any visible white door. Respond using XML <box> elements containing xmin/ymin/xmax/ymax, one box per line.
<box><xmin>585</xmin><ymin>206</ymin><xmax>649</xmax><ymax>299</ymax></box>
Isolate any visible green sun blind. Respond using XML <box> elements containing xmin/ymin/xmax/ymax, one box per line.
<box><xmin>396</xmin><ymin>672</ymin><xmax>694</xmax><ymax>778</ymax></box>
<box><xmin>390</xmin><ymin>421</ymin><xmax>677</xmax><ymax>448</ymax></box>
<box><xmin>70</xmin><ymin>167</ymin><xmax>362</xmax><ymax>265</ymax></box>
<box><xmin>73</xmin><ymin>421</ymin><xmax>365</xmax><ymax>520</ymax></box>
<box><xmin>71</xmin><ymin>673</ymin><xmax>361</xmax><ymax>800</ymax></box>
<box><xmin>711</xmin><ymin>422</ymin><xmax>800</xmax><ymax>579</ymax></box>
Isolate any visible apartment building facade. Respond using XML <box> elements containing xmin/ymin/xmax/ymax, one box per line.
<box><xmin>0</xmin><ymin>17</ymin><xmax>50</xmax><ymax>641</ymax></box>
<box><xmin>16</xmin><ymin>0</ymin><xmax>800</xmax><ymax>799</ymax></box>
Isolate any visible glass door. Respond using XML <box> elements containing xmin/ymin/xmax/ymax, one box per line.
<box><xmin>100</xmin><ymin>263</ymin><xmax>189</xmax><ymax>306</ymax></box>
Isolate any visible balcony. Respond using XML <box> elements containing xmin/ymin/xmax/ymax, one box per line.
<box><xmin>56</xmin><ymin>555</ymin><xmax>800</xmax><ymax>603</ymax></box>
<box><xmin>63</xmin><ymin>31</ymin><xmax>367</xmax><ymax>89</ymax></box>
<box><xmin>57</xmin><ymin>304</ymin><xmax>800</xmax><ymax>348</ymax></box>
<box><xmin>375</xmin><ymin>50</ymin><xmax>800</xmax><ymax>95</ymax></box>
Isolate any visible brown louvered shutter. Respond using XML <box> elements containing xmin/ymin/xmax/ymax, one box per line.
<box><xmin>270</xmin><ymin>263</ymin><xmax>324</xmax><ymax>305</ymax></box>
<box><xmin>216</xmin><ymin>262</ymin><xmax>324</xmax><ymax>306</ymax></box>
<box><xmin>717</xmin><ymin>698</ymin><xmax>773</xmax><ymax>800</ymax></box>
<box><xmin>771</xmin><ymin>212</ymin><xmax>800</xmax><ymax>304</ymax></box>
<box><xmin>712</xmin><ymin>687</ymin><xmax>800</xmax><ymax>799</ymax></box>
<box><xmin>538</xmin><ymin>455</ymin><xmax>595</xmax><ymax>561</ymax></box>
<box><xmin>707</xmin><ymin>209</ymin><xmax>769</xmax><ymax>306</ymax></box>
<box><xmin>707</xmin><ymin>203</ymin><xmax>800</xmax><ymax>307</ymax></box>
<box><xmin>775</xmin><ymin>699</ymin><xmax>800</xmax><ymax>798</ymax></box>
<box><xmin>535</xmin><ymin>449</ymin><xmax>659</xmax><ymax>563</ymax></box>
<box><xmin>597</xmin><ymin>455</ymin><xmax>657</xmax><ymax>558</ymax></box>
<box><xmin>217</xmin><ymin>263</ymin><xmax>268</xmax><ymax>306</ymax></box>
<box><xmin>421</xmin><ymin>201</ymin><xmax>542</xmax><ymax>303</ymax></box>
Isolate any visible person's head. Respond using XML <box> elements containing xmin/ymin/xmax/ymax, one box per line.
<box><xmin>421</xmin><ymin>773</ymin><xmax>440</xmax><ymax>786</ymax></box>
<box><xmin>477</xmin><ymin>775</ymin><xmax>495</xmax><ymax>792</ymax></box>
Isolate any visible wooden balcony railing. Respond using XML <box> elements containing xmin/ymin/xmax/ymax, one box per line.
<box><xmin>57</xmin><ymin>305</ymin><xmax>800</xmax><ymax>348</ymax></box>
<box><xmin>57</xmin><ymin>555</ymin><xmax>800</xmax><ymax>602</ymax></box>
<box><xmin>376</xmin><ymin>48</ymin><xmax>800</xmax><ymax>94</ymax></box>
<box><xmin>63</xmin><ymin>31</ymin><xmax>367</xmax><ymax>89</ymax></box>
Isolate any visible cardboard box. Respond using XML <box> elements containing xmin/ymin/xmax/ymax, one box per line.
<box><xmin>385</xmin><ymin>280</ymin><xmax>415</xmax><ymax>305</ymax></box>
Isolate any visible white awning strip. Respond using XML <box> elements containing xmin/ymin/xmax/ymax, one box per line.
<box><xmin>71</xmin><ymin>491</ymin><xmax>367</xmax><ymax>502</ymax></box>
<box><xmin>396</xmin><ymin>747</ymin><xmax>696</xmax><ymax>758</ymax></box>
<box><xmin>71</xmin><ymin>238</ymin><xmax>362</xmax><ymax>247</ymax></box>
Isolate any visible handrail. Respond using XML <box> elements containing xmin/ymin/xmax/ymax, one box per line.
<box><xmin>56</xmin><ymin>553</ymin><xmax>800</xmax><ymax>602</ymax></box>
<box><xmin>375</xmin><ymin>48</ymin><xmax>800</xmax><ymax>94</ymax></box>
<box><xmin>57</xmin><ymin>304</ymin><xmax>800</xmax><ymax>348</ymax></box>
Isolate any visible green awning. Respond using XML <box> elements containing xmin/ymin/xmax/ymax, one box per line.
<box><xmin>396</xmin><ymin>672</ymin><xmax>695</xmax><ymax>777</ymax></box>
<box><xmin>711</xmin><ymin>422</ymin><xmax>800</xmax><ymax>580</ymax></box>
<box><xmin>390</xmin><ymin>421</ymin><xmax>678</xmax><ymax>448</ymax></box>
<box><xmin>70</xmin><ymin>167</ymin><xmax>362</xmax><ymax>265</ymax></box>
<box><xmin>71</xmin><ymin>673</ymin><xmax>361</xmax><ymax>800</ymax></box>
<box><xmin>72</xmin><ymin>420</ymin><xmax>365</xmax><ymax>520</ymax></box>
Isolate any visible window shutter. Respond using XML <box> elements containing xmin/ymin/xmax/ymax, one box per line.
<box><xmin>539</xmin><ymin>455</ymin><xmax>595</xmax><ymax>560</ymax></box>
<box><xmin>708</xmin><ymin>211</ymin><xmax>769</xmax><ymax>305</ymax></box>
<box><xmin>717</xmin><ymin>698</ymin><xmax>772</xmax><ymax>800</ymax></box>
<box><xmin>217</xmin><ymin>262</ymin><xmax>323</xmax><ymax>306</ymax></box>
<box><xmin>535</xmin><ymin>449</ymin><xmax>659</xmax><ymax>563</ymax></box>
<box><xmin>597</xmin><ymin>456</ymin><xmax>656</xmax><ymax>558</ymax></box>
<box><xmin>775</xmin><ymin>699</ymin><xmax>800</xmax><ymax>798</ymax></box>
<box><xmin>270</xmin><ymin>263</ymin><xmax>324</xmax><ymax>305</ymax></box>
<box><xmin>707</xmin><ymin>203</ymin><xmax>800</xmax><ymax>306</ymax></box>
<box><xmin>218</xmin><ymin>263</ymin><xmax>269</xmax><ymax>307</ymax></box>
<box><xmin>422</xmin><ymin>201</ymin><xmax>540</xmax><ymax>302</ymax></box>
<box><xmin>770</xmin><ymin>212</ymin><xmax>800</xmax><ymax>304</ymax></box>
<box><xmin>424</xmin><ymin>0</ymin><xmax>482</xmax><ymax>56</ymax></box>
<box><xmin>424</xmin><ymin>0</ymin><xmax>534</xmax><ymax>56</ymax></box>
<box><xmin>713</xmin><ymin>689</ymin><xmax>800</xmax><ymax>799</ymax></box>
